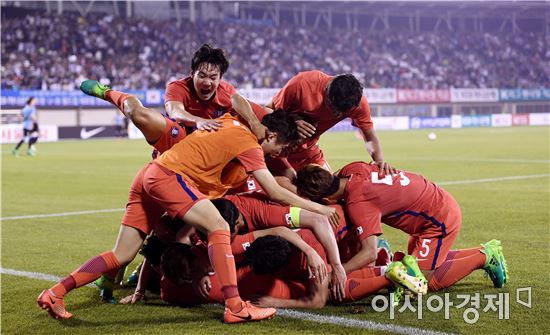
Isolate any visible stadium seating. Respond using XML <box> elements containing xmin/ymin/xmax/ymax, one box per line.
<box><xmin>1</xmin><ymin>9</ymin><xmax>548</xmax><ymax>90</ymax></box>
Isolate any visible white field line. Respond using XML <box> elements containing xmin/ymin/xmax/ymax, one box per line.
<box><xmin>332</xmin><ymin>156</ymin><xmax>550</xmax><ymax>164</ymax></box>
<box><xmin>0</xmin><ymin>208</ymin><xmax>125</xmax><ymax>221</ymax></box>
<box><xmin>1</xmin><ymin>267</ymin><xmax>455</xmax><ymax>335</ymax></box>
<box><xmin>437</xmin><ymin>173</ymin><xmax>549</xmax><ymax>186</ymax></box>
<box><xmin>1</xmin><ymin>173</ymin><xmax>548</xmax><ymax>222</ymax></box>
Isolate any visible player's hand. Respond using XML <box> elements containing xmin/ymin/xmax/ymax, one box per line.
<box><xmin>295</xmin><ymin>119</ymin><xmax>316</xmax><ymax>139</ymax></box>
<box><xmin>329</xmin><ymin>263</ymin><xmax>346</xmax><ymax>302</ymax></box>
<box><xmin>195</xmin><ymin>118</ymin><xmax>222</xmax><ymax>131</ymax></box>
<box><xmin>372</xmin><ymin>161</ymin><xmax>398</xmax><ymax>176</ymax></box>
<box><xmin>193</xmin><ymin>276</ymin><xmax>212</xmax><ymax>300</ymax></box>
<box><xmin>306</xmin><ymin>250</ymin><xmax>327</xmax><ymax>285</ymax></box>
<box><xmin>250</xmin><ymin>121</ymin><xmax>269</xmax><ymax>141</ymax></box>
<box><xmin>318</xmin><ymin>205</ymin><xmax>339</xmax><ymax>228</ymax></box>
<box><xmin>119</xmin><ymin>291</ymin><xmax>145</xmax><ymax>304</ymax></box>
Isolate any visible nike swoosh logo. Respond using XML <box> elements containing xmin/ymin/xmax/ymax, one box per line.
<box><xmin>49</xmin><ymin>296</ymin><xmax>56</xmax><ymax>305</ymax></box>
<box><xmin>233</xmin><ymin>312</ymin><xmax>252</xmax><ymax>321</ymax></box>
<box><xmin>80</xmin><ymin>126</ymin><xmax>106</xmax><ymax>139</ymax></box>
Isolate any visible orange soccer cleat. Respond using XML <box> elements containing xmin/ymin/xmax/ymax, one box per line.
<box><xmin>37</xmin><ymin>289</ymin><xmax>73</xmax><ymax>319</ymax></box>
<box><xmin>223</xmin><ymin>301</ymin><xmax>276</xmax><ymax>324</ymax></box>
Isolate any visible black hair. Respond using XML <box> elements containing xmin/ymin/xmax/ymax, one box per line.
<box><xmin>261</xmin><ymin>109</ymin><xmax>300</xmax><ymax>145</ymax></box>
<box><xmin>140</xmin><ymin>234</ymin><xmax>166</xmax><ymax>268</ymax></box>
<box><xmin>211</xmin><ymin>198</ymin><xmax>240</xmax><ymax>234</ymax></box>
<box><xmin>191</xmin><ymin>43</ymin><xmax>230</xmax><ymax>77</ymax></box>
<box><xmin>295</xmin><ymin>164</ymin><xmax>338</xmax><ymax>202</ymax></box>
<box><xmin>326</xmin><ymin>74</ymin><xmax>363</xmax><ymax>115</ymax></box>
<box><xmin>26</xmin><ymin>97</ymin><xmax>35</xmax><ymax>105</ymax></box>
<box><xmin>160</xmin><ymin>243</ymin><xmax>195</xmax><ymax>284</ymax></box>
<box><xmin>243</xmin><ymin>235</ymin><xmax>291</xmax><ymax>275</ymax></box>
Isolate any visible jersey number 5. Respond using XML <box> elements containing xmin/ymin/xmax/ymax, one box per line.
<box><xmin>371</xmin><ymin>172</ymin><xmax>410</xmax><ymax>186</ymax></box>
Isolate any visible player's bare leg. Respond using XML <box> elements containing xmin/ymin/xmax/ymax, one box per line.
<box><xmin>80</xmin><ymin>80</ymin><xmax>166</xmax><ymax>144</ymax></box>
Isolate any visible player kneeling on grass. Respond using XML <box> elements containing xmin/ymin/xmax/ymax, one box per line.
<box><xmin>295</xmin><ymin>162</ymin><xmax>509</xmax><ymax>292</ymax></box>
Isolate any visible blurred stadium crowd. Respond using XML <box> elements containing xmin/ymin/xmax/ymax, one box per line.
<box><xmin>2</xmin><ymin>10</ymin><xmax>549</xmax><ymax>90</ymax></box>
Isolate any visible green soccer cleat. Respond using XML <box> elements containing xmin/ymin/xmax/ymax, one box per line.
<box><xmin>389</xmin><ymin>285</ymin><xmax>404</xmax><ymax>307</ymax></box>
<box><xmin>481</xmin><ymin>240</ymin><xmax>508</xmax><ymax>288</ymax></box>
<box><xmin>12</xmin><ymin>149</ymin><xmax>19</xmax><ymax>157</ymax></box>
<box><xmin>127</xmin><ymin>262</ymin><xmax>142</xmax><ymax>286</ymax></box>
<box><xmin>385</xmin><ymin>261</ymin><xmax>427</xmax><ymax>295</ymax></box>
<box><xmin>80</xmin><ymin>80</ymin><xmax>111</xmax><ymax>100</ymax></box>
<box><xmin>401</xmin><ymin>254</ymin><xmax>428</xmax><ymax>288</ymax></box>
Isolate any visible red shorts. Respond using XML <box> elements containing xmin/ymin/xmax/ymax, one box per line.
<box><xmin>151</xmin><ymin>117</ymin><xmax>187</xmax><ymax>158</ymax></box>
<box><xmin>408</xmin><ymin>196</ymin><xmax>462</xmax><ymax>270</ymax></box>
<box><xmin>143</xmin><ymin>163</ymin><xmax>207</xmax><ymax>220</ymax></box>
<box><xmin>121</xmin><ymin>163</ymin><xmax>166</xmax><ymax>235</ymax></box>
<box><xmin>287</xmin><ymin>144</ymin><xmax>332</xmax><ymax>172</ymax></box>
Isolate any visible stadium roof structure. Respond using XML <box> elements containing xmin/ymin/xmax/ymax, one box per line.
<box><xmin>3</xmin><ymin>0</ymin><xmax>549</xmax><ymax>32</ymax></box>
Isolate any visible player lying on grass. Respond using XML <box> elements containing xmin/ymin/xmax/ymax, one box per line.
<box><xmin>37</xmin><ymin>92</ymin><xmax>338</xmax><ymax>323</ymax></box>
<box><xmin>133</xmin><ymin>227</ymin><xmax>425</xmax><ymax>309</ymax></box>
<box><xmin>295</xmin><ymin>163</ymin><xmax>509</xmax><ymax>292</ymax></box>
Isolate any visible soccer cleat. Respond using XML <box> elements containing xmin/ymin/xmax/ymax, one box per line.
<box><xmin>223</xmin><ymin>301</ymin><xmax>276</xmax><ymax>324</ymax></box>
<box><xmin>389</xmin><ymin>285</ymin><xmax>404</xmax><ymax>307</ymax></box>
<box><xmin>481</xmin><ymin>240</ymin><xmax>507</xmax><ymax>288</ymax></box>
<box><xmin>37</xmin><ymin>289</ymin><xmax>73</xmax><ymax>319</ymax></box>
<box><xmin>95</xmin><ymin>275</ymin><xmax>117</xmax><ymax>303</ymax></box>
<box><xmin>385</xmin><ymin>261</ymin><xmax>427</xmax><ymax>295</ymax></box>
<box><xmin>482</xmin><ymin>239</ymin><xmax>508</xmax><ymax>284</ymax></box>
<box><xmin>80</xmin><ymin>80</ymin><xmax>111</xmax><ymax>100</ymax></box>
<box><xmin>27</xmin><ymin>146</ymin><xmax>36</xmax><ymax>156</ymax></box>
<box><xmin>402</xmin><ymin>254</ymin><xmax>428</xmax><ymax>284</ymax></box>
<box><xmin>127</xmin><ymin>263</ymin><xmax>142</xmax><ymax>286</ymax></box>
<box><xmin>12</xmin><ymin>149</ymin><xmax>19</xmax><ymax>157</ymax></box>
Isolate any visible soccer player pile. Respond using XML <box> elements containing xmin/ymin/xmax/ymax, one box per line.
<box><xmin>37</xmin><ymin>44</ymin><xmax>508</xmax><ymax>323</ymax></box>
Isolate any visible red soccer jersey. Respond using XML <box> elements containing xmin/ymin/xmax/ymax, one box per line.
<box><xmin>271</xmin><ymin>70</ymin><xmax>373</xmax><ymax>151</ymax></box>
<box><xmin>225</xmin><ymin>193</ymin><xmax>292</xmax><ymax>232</ymax></box>
<box><xmin>338</xmin><ymin>162</ymin><xmax>450</xmax><ymax>241</ymax></box>
<box><xmin>164</xmin><ymin>77</ymin><xmax>236</xmax><ymax>119</ymax></box>
<box><xmin>279</xmin><ymin>229</ymin><xmax>327</xmax><ymax>282</ymax></box>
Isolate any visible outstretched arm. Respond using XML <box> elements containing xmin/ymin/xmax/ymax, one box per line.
<box><xmin>230</xmin><ymin>94</ymin><xmax>269</xmax><ymax>141</ymax></box>
<box><xmin>297</xmin><ymin>210</ymin><xmax>346</xmax><ymax>302</ymax></box>
<box><xmin>165</xmin><ymin>101</ymin><xmax>222</xmax><ymax>131</ymax></box>
<box><xmin>360</xmin><ymin>128</ymin><xmax>397</xmax><ymax>176</ymax></box>
<box><xmin>253</xmin><ymin>226</ymin><xmax>327</xmax><ymax>284</ymax></box>
<box><xmin>252</xmin><ymin>168</ymin><xmax>339</xmax><ymax>226</ymax></box>
<box><xmin>343</xmin><ymin>235</ymin><xmax>378</xmax><ymax>273</ymax></box>
<box><xmin>254</xmin><ymin>273</ymin><xmax>329</xmax><ymax>309</ymax></box>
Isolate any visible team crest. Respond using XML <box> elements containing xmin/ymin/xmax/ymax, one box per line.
<box><xmin>356</xmin><ymin>226</ymin><xmax>363</xmax><ymax>235</ymax></box>
<box><xmin>170</xmin><ymin>126</ymin><xmax>179</xmax><ymax>137</ymax></box>
<box><xmin>247</xmin><ymin>179</ymin><xmax>257</xmax><ymax>190</ymax></box>
<box><xmin>285</xmin><ymin>213</ymin><xmax>292</xmax><ymax>226</ymax></box>
<box><xmin>242</xmin><ymin>242</ymin><xmax>251</xmax><ymax>250</ymax></box>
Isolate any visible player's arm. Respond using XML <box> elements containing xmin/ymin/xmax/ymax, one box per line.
<box><xmin>253</xmin><ymin>226</ymin><xmax>327</xmax><ymax>284</ymax></box>
<box><xmin>359</xmin><ymin>127</ymin><xmax>395</xmax><ymax>175</ymax></box>
<box><xmin>164</xmin><ymin>100</ymin><xmax>222</xmax><ymax>131</ymax></box>
<box><xmin>252</xmin><ymin>168</ymin><xmax>339</xmax><ymax>226</ymax></box>
<box><xmin>231</xmin><ymin>94</ymin><xmax>269</xmax><ymax>141</ymax></box>
<box><xmin>343</xmin><ymin>235</ymin><xmax>378</xmax><ymax>273</ymax></box>
<box><xmin>254</xmin><ymin>272</ymin><xmax>329</xmax><ymax>309</ymax></box>
<box><xmin>120</xmin><ymin>258</ymin><xmax>154</xmax><ymax>304</ymax></box>
<box><xmin>296</xmin><ymin>209</ymin><xmax>346</xmax><ymax>302</ymax></box>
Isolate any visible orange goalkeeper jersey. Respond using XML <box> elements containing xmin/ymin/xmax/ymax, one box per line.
<box><xmin>155</xmin><ymin>113</ymin><xmax>262</xmax><ymax>198</ymax></box>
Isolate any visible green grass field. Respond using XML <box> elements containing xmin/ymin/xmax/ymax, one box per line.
<box><xmin>2</xmin><ymin>126</ymin><xmax>549</xmax><ymax>335</ymax></box>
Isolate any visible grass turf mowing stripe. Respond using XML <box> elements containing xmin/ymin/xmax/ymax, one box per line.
<box><xmin>2</xmin><ymin>267</ymin><xmax>455</xmax><ymax>335</ymax></box>
<box><xmin>2</xmin><ymin>173</ymin><xmax>547</xmax><ymax>221</ymax></box>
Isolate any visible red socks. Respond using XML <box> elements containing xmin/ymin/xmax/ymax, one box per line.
<box><xmin>207</xmin><ymin>230</ymin><xmax>242</xmax><ymax>312</ymax></box>
<box><xmin>344</xmin><ymin>276</ymin><xmax>393</xmax><ymax>302</ymax></box>
<box><xmin>429</xmin><ymin>250</ymin><xmax>486</xmax><ymax>291</ymax></box>
<box><xmin>105</xmin><ymin>90</ymin><xmax>133</xmax><ymax>112</ymax></box>
<box><xmin>50</xmin><ymin>251</ymin><xmax>121</xmax><ymax>298</ymax></box>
